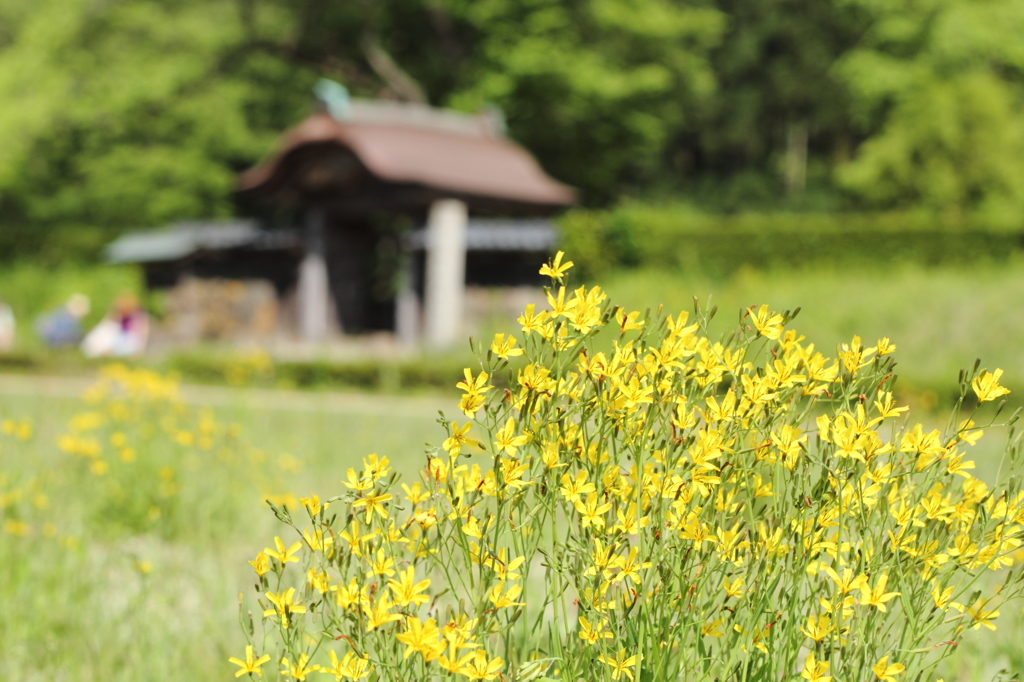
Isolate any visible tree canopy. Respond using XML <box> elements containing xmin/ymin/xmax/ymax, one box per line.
<box><xmin>2</xmin><ymin>0</ymin><xmax>1024</xmax><ymax>257</ymax></box>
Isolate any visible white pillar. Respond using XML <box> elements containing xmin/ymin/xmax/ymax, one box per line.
<box><xmin>395</xmin><ymin>287</ymin><xmax>420</xmax><ymax>348</ymax></box>
<box><xmin>298</xmin><ymin>208</ymin><xmax>333</xmax><ymax>341</ymax></box>
<box><xmin>423</xmin><ymin>198</ymin><xmax>467</xmax><ymax>348</ymax></box>
<box><xmin>394</xmin><ymin>255</ymin><xmax>420</xmax><ymax>348</ymax></box>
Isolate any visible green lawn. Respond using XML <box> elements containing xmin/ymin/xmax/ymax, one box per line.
<box><xmin>0</xmin><ymin>379</ymin><xmax>445</xmax><ymax>682</ymax></box>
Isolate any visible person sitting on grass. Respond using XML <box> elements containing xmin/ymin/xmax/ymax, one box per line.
<box><xmin>35</xmin><ymin>293</ymin><xmax>90</xmax><ymax>348</ymax></box>
<box><xmin>81</xmin><ymin>293</ymin><xmax>149</xmax><ymax>358</ymax></box>
<box><xmin>0</xmin><ymin>298</ymin><xmax>14</xmax><ymax>352</ymax></box>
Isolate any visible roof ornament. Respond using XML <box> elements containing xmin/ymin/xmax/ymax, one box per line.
<box><xmin>314</xmin><ymin>78</ymin><xmax>351</xmax><ymax>121</ymax></box>
<box><xmin>480</xmin><ymin>103</ymin><xmax>507</xmax><ymax>137</ymax></box>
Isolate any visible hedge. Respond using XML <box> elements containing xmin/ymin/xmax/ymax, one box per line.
<box><xmin>559</xmin><ymin>205</ymin><xmax>1024</xmax><ymax>278</ymax></box>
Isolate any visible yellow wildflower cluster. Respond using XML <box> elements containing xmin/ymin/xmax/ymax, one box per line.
<box><xmin>239</xmin><ymin>253</ymin><xmax>1024</xmax><ymax>681</ymax></box>
<box><xmin>0</xmin><ymin>419</ymin><xmax>53</xmax><ymax>540</ymax></box>
<box><xmin>55</xmin><ymin>364</ymin><xmax>296</xmax><ymax>535</ymax></box>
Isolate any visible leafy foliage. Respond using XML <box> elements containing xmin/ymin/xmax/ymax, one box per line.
<box><xmin>4</xmin><ymin>0</ymin><xmax>1024</xmax><ymax>258</ymax></box>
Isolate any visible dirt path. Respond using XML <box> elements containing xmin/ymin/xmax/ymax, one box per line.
<box><xmin>0</xmin><ymin>372</ymin><xmax>449</xmax><ymax>419</ymax></box>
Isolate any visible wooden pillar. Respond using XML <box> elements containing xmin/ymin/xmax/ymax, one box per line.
<box><xmin>423</xmin><ymin>199</ymin><xmax>467</xmax><ymax>348</ymax></box>
<box><xmin>298</xmin><ymin>208</ymin><xmax>334</xmax><ymax>341</ymax></box>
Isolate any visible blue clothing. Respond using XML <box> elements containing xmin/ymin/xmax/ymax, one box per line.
<box><xmin>35</xmin><ymin>309</ymin><xmax>82</xmax><ymax>347</ymax></box>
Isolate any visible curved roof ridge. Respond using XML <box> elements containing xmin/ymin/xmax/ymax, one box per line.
<box><xmin>238</xmin><ymin>109</ymin><xmax>575</xmax><ymax>211</ymax></box>
<box><xmin>345</xmin><ymin>100</ymin><xmax>500</xmax><ymax>138</ymax></box>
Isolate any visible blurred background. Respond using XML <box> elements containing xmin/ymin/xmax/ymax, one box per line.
<box><xmin>2</xmin><ymin>0</ymin><xmax>1024</xmax><ymax>680</ymax></box>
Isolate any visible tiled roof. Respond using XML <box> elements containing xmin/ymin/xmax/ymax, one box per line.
<box><xmin>238</xmin><ymin>103</ymin><xmax>575</xmax><ymax>210</ymax></box>
<box><xmin>105</xmin><ymin>221</ymin><xmax>299</xmax><ymax>264</ymax></box>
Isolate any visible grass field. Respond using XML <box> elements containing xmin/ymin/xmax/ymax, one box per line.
<box><xmin>2</xmin><ymin>365</ymin><xmax>1023</xmax><ymax>681</ymax></box>
<box><xmin>0</xmin><ymin>372</ymin><xmax>445</xmax><ymax>682</ymax></box>
<box><xmin>3</xmin><ymin>258</ymin><xmax>1024</xmax><ymax>679</ymax></box>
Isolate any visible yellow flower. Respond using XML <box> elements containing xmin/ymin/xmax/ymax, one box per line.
<box><xmin>457</xmin><ymin>650</ymin><xmax>505</xmax><ymax>681</ymax></box>
<box><xmin>838</xmin><ymin>335</ymin><xmax>876</xmax><ymax>374</ymax></box>
<box><xmin>487</xmin><ymin>581</ymin><xmax>525</xmax><ymax>609</ymax></box>
<box><xmin>361</xmin><ymin>453</ymin><xmax>390</xmax><ymax>481</ymax></box>
<box><xmin>299</xmin><ymin>493</ymin><xmax>327</xmax><ymax>517</ymax></box>
<box><xmin>490</xmin><ymin>333</ymin><xmax>524</xmax><ymax>360</ymax></box>
<box><xmin>280</xmin><ymin>654</ymin><xmax>319</xmax><ymax>681</ymax></box>
<box><xmin>578</xmin><ymin>616</ymin><xmax>614</xmax><ymax>644</ymax></box>
<box><xmin>482</xmin><ymin>549</ymin><xmax>526</xmax><ymax>580</ymax></box>
<box><xmin>559</xmin><ymin>470</ymin><xmax>596</xmax><ymax>504</ymax></box>
<box><xmin>388</xmin><ymin>566</ymin><xmax>431</xmax><ymax>607</ymax></box>
<box><xmin>248</xmin><ymin>552</ymin><xmax>270</xmax><ymax>577</ymax></box>
<box><xmin>228</xmin><ymin>645</ymin><xmax>271</xmax><ymax>678</ymax></box>
<box><xmin>331</xmin><ymin>578</ymin><xmax>365</xmax><ymax>611</ymax></box>
<box><xmin>860</xmin><ymin>573</ymin><xmax>901</xmax><ymax>612</ymax></box>
<box><xmin>931</xmin><ymin>583</ymin><xmax>954</xmax><ymax>610</ymax></box>
<box><xmin>341</xmin><ymin>468</ymin><xmax>373</xmax><ymax>492</ymax></box>
<box><xmin>574</xmin><ymin>492</ymin><xmax>612</xmax><ymax>530</ymax></box>
<box><xmin>701</xmin><ymin>618</ymin><xmax>725</xmax><ymax>637</ymax></box>
<box><xmin>443</xmin><ymin>422</ymin><xmax>477</xmax><ymax>457</ymax></box>
<box><xmin>750</xmin><ymin>305</ymin><xmax>784</xmax><ymax>340</ymax></box>
<box><xmin>972</xmin><ymin>369</ymin><xmax>1010</xmax><ymax>403</ymax></box>
<box><xmin>611</xmin><ymin>546</ymin><xmax>651</xmax><ymax>585</ymax></box>
<box><xmin>539</xmin><ymin>250</ymin><xmax>574</xmax><ymax>281</ymax></box>
<box><xmin>362</xmin><ymin>593</ymin><xmax>403</xmax><ymax>631</ymax></box>
<box><xmin>338</xmin><ymin>520</ymin><xmax>376</xmax><ymax>558</ymax></box>
<box><xmin>263</xmin><ymin>587</ymin><xmax>306</xmax><ymax>628</ymax></box>
<box><xmin>799</xmin><ymin>614</ymin><xmax>832</xmax><ymax>642</ymax></box>
<box><xmin>493</xmin><ymin>418</ymin><xmax>530</xmax><ymax>457</ymax></box>
<box><xmin>456</xmin><ymin>368</ymin><xmax>492</xmax><ymax>416</ymax></box>
<box><xmin>462</xmin><ymin>514</ymin><xmax>484</xmax><ymax>538</ymax></box>
<box><xmin>874</xmin><ymin>391</ymin><xmax>908</xmax><ymax>419</ymax></box>
<box><xmin>457</xmin><ymin>368</ymin><xmax>492</xmax><ymax>395</ymax></box>
<box><xmin>616</xmin><ymin>309</ymin><xmax>643</xmax><ymax>333</ymax></box>
<box><xmin>441</xmin><ymin>614</ymin><xmax>480</xmax><ymax>655</ymax></box>
<box><xmin>352</xmin><ymin>490</ymin><xmax>392</xmax><ymax>523</ymax></box>
<box><xmin>396</xmin><ymin>616</ymin><xmax>446</xmax><ymax>661</ymax></box>
<box><xmin>401</xmin><ymin>481</ymin><xmax>430</xmax><ymax>505</ymax></box>
<box><xmin>597</xmin><ymin>648</ymin><xmax>640</xmax><ymax>681</ymax></box>
<box><xmin>518</xmin><ymin>304</ymin><xmax>550</xmax><ymax>336</ymax></box>
<box><xmin>307</xmin><ymin>568</ymin><xmax>331</xmax><ymax>594</ymax></box>
<box><xmin>263</xmin><ymin>537</ymin><xmax>301</xmax><ymax>565</ymax></box>
<box><xmin>611</xmin><ymin>504</ymin><xmax>649</xmax><ymax>535</ymax></box>
<box><xmin>965</xmin><ymin>597</ymin><xmax>1000</xmax><ymax>630</ymax></box>
<box><xmin>946</xmin><ymin>451</ymin><xmax>975</xmax><ymax>478</ymax></box>
<box><xmin>823</xmin><ymin>566</ymin><xmax>867</xmax><ymax>594</ymax></box>
<box><xmin>366</xmin><ymin>549</ymin><xmax>396</xmax><ymax>578</ymax></box>
<box><xmin>800</xmin><ymin>653</ymin><xmax>831</xmax><ymax>682</ymax></box>
<box><xmin>872</xmin><ymin>655</ymin><xmax>906</xmax><ymax>681</ymax></box>
<box><xmin>876</xmin><ymin>337</ymin><xmax>897</xmax><ymax>355</ymax></box>
<box><xmin>302</xmin><ymin>527</ymin><xmax>333</xmax><ymax>553</ymax></box>
<box><xmin>322</xmin><ymin>651</ymin><xmax>372</xmax><ymax>681</ymax></box>
<box><xmin>722</xmin><ymin>576</ymin><xmax>746</xmax><ymax>599</ymax></box>
<box><xmin>458</xmin><ymin>392</ymin><xmax>486</xmax><ymax>418</ymax></box>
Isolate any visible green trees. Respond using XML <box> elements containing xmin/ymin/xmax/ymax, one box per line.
<box><xmin>3</xmin><ymin>0</ymin><xmax>1024</xmax><ymax>259</ymax></box>
<box><xmin>0</xmin><ymin>0</ymin><xmax>302</xmax><ymax>257</ymax></box>
<box><xmin>442</xmin><ymin>0</ymin><xmax>726</xmax><ymax>204</ymax></box>
<box><xmin>835</xmin><ymin>0</ymin><xmax>1024</xmax><ymax>219</ymax></box>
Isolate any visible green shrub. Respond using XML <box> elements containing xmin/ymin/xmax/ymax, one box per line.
<box><xmin>560</xmin><ymin>205</ymin><xmax>1024</xmax><ymax>278</ymax></box>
